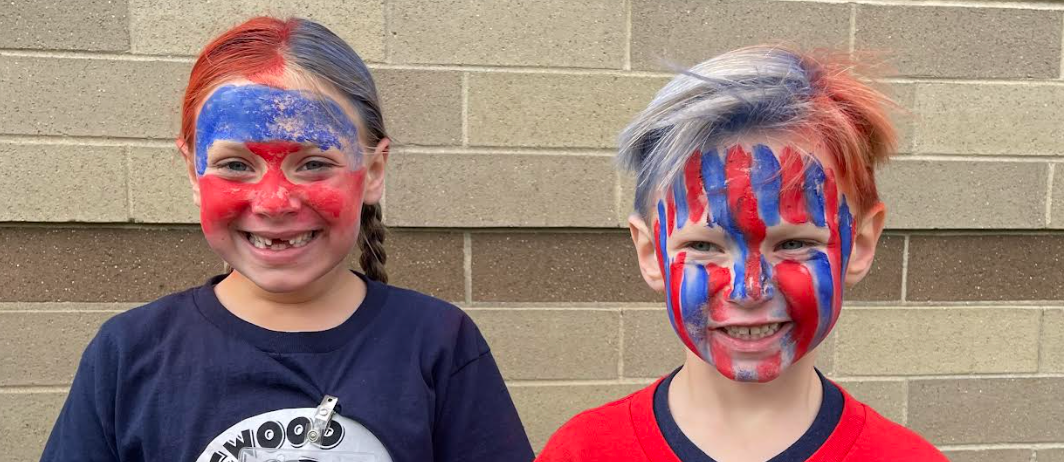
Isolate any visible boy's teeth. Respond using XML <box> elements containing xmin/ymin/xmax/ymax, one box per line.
<box><xmin>724</xmin><ymin>323</ymin><xmax>782</xmax><ymax>340</ymax></box>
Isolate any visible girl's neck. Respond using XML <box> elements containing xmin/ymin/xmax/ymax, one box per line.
<box><xmin>214</xmin><ymin>265</ymin><xmax>366</xmax><ymax>332</ymax></box>
<box><xmin>669</xmin><ymin>351</ymin><xmax>822</xmax><ymax>461</ymax></box>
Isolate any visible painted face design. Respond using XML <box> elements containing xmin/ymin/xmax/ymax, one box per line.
<box><xmin>654</xmin><ymin>144</ymin><xmax>853</xmax><ymax>382</ymax></box>
<box><xmin>194</xmin><ymin>84</ymin><xmax>366</xmax><ymax>291</ymax></box>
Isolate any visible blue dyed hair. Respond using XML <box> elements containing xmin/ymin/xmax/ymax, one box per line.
<box><xmin>618</xmin><ymin>46</ymin><xmax>897</xmax><ymax>217</ymax></box>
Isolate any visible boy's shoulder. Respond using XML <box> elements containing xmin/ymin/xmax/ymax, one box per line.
<box><xmin>833</xmin><ymin>385</ymin><xmax>947</xmax><ymax>461</ymax></box>
<box><xmin>537</xmin><ymin>382</ymin><xmax>675</xmax><ymax>462</ymax></box>
<box><xmin>845</xmin><ymin>402</ymin><xmax>946</xmax><ymax>461</ymax></box>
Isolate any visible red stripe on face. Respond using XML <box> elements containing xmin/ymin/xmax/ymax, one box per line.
<box><xmin>710</xmin><ymin>336</ymin><xmax>735</xmax><ymax>378</ymax></box>
<box><xmin>757</xmin><ymin>352</ymin><xmax>782</xmax><ymax>380</ymax></box>
<box><xmin>666</xmin><ymin>192</ymin><xmax>677</xmax><ymax>238</ymax></box>
<box><xmin>775</xmin><ymin>260</ymin><xmax>820</xmax><ymax>360</ymax></box>
<box><xmin>684</xmin><ymin>150</ymin><xmax>708</xmax><ymax>224</ymax></box>
<box><xmin>707</xmin><ymin>264</ymin><xmax>732</xmax><ymax>323</ymax></box>
<box><xmin>778</xmin><ymin>146</ymin><xmax>808</xmax><ymax>224</ymax></box>
<box><xmin>669</xmin><ymin>252</ymin><xmax>701</xmax><ymax>354</ymax></box>
<box><xmin>244</xmin><ymin>141</ymin><xmax>302</xmax><ymax>161</ymax></box>
<box><xmin>725</xmin><ymin>145</ymin><xmax>767</xmax><ymax>299</ymax></box>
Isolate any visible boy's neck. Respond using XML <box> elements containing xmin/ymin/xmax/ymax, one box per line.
<box><xmin>668</xmin><ymin>351</ymin><xmax>823</xmax><ymax>461</ymax></box>
<box><xmin>214</xmin><ymin>265</ymin><xmax>366</xmax><ymax>332</ymax></box>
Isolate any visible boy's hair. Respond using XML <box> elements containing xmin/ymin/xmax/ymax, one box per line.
<box><xmin>180</xmin><ymin>17</ymin><xmax>389</xmax><ymax>283</ymax></box>
<box><xmin>618</xmin><ymin>46</ymin><xmax>897</xmax><ymax>218</ymax></box>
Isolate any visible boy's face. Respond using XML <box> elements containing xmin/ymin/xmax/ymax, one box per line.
<box><xmin>638</xmin><ymin>142</ymin><xmax>875</xmax><ymax>383</ymax></box>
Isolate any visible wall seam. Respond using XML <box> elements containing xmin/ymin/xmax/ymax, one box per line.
<box><xmin>771</xmin><ymin>0</ymin><xmax>1064</xmax><ymax>10</ymax></box>
<box><xmin>848</xmin><ymin>3</ymin><xmax>857</xmax><ymax>55</ymax></box>
<box><xmin>124</xmin><ymin>146</ymin><xmax>134</xmax><ymax>222</ymax></box>
<box><xmin>1059</xmin><ymin>13</ymin><xmax>1064</xmax><ymax>79</ymax></box>
<box><xmin>1038</xmin><ymin>308</ymin><xmax>1047</xmax><ymax>372</ymax></box>
<box><xmin>383</xmin><ymin>0</ymin><xmax>393</xmax><ymax>64</ymax></box>
<box><xmin>618</xmin><ymin>309</ymin><xmax>626</xmax><ymax>378</ymax></box>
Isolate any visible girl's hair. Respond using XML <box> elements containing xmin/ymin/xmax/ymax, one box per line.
<box><xmin>618</xmin><ymin>45</ymin><xmax>897</xmax><ymax>218</ymax></box>
<box><xmin>181</xmin><ymin>16</ymin><xmax>389</xmax><ymax>283</ymax></box>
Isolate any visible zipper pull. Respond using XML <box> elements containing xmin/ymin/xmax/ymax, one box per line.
<box><xmin>307</xmin><ymin>395</ymin><xmax>339</xmax><ymax>447</ymax></box>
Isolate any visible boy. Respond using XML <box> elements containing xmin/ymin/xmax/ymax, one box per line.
<box><xmin>536</xmin><ymin>47</ymin><xmax>946</xmax><ymax>461</ymax></box>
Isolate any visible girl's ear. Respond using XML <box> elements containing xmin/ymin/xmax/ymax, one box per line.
<box><xmin>176</xmin><ymin>138</ymin><xmax>201</xmax><ymax>207</ymax></box>
<box><xmin>363</xmin><ymin>137</ymin><xmax>390</xmax><ymax>205</ymax></box>
<box><xmin>845</xmin><ymin>202</ymin><xmax>887</xmax><ymax>287</ymax></box>
<box><xmin>629</xmin><ymin>214</ymin><xmax>665</xmax><ymax>293</ymax></box>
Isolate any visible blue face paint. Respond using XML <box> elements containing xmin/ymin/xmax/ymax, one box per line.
<box><xmin>194</xmin><ymin>84</ymin><xmax>360</xmax><ymax>175</ymax></box>
<box><xmin>803</xmin><ymin>160</ymin><xmax>827</xmax><ymax>227</ymax></box>
<box><xmin>752</xmin><ymin>144</ymin><xmax>781</xmax><ymax>226</ymax></box>
<box><xmin>701</xmin><ymin>149</ymin><xmax>751</xmax><ymax>300</ymax></box>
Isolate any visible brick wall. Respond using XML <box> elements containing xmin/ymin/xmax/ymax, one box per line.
<box><xmin>2</xmin><ymin>0</ymin><xmax>1063</xmax><ymax>460</ymax></box>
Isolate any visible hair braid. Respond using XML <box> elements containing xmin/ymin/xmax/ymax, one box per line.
<box><xmin>358</xmin><ymin>202</ymin><xmax>388</xmax><ymax>283</ymax></box>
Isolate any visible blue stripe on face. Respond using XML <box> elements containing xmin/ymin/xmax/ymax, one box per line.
<box><xmin>752</xmin><ymin>144</ymin><xmax>781</xmax><ymax>226</ymax></box>
<box><xmin>657</xmin><ymin>200</ymin><xmax>680</xmax><ymax>335</ymax></box>
<box><xmin>701</xmin><ymin>149</ymin><xmax>749</xmax><ymax>300</ymax></box>
<box><xmin>194</xmin><ymin>84</ymin><xmax>360</xmax><ymax>175</ymax></box>
<box><xmin>681</xmin><ymin>264</ymin><xmax>709</xmax><ymax>324</ymax></box>
<box><xmin>839</xmin><ymin>199</ymin><xmax>853</xmax><ymax>272</ymax></box>
<box><xmin>672</xmin><ymin>178</ymin><xmax>689</xmax><ymax>229</ymax></box>
<box><xmin>809</xmin><ymin>250</ymin><xmax>835</xmax><ymax>342</ymax></box>
<box><xmin>803</xmin><ymin>160</ymin><xmax>827</xmax><ymax>227</ymax></box>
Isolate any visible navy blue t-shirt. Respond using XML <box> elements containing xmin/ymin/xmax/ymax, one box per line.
<box><xmin>41</xmin><ymin>273</ymin><xmax>534</xmax><ymax>462</ymax></box>
<box><xmin>653</xmin><ymin>368</ymin><xmax>843</xmax><ymax>461</ymax></box>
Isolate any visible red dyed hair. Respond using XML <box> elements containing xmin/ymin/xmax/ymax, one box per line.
<box><xmin>179</xmin><ymin>17</ymin><xmax>296</xmax><ymax>155</ymax></box>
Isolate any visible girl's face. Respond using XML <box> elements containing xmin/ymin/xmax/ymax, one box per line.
<box><xmin>650</xmin><ymin>142</ymin><xmax>855</xmax><ymax>383</ymax></box>
<box><xmin>186</xmin><ymin>78</ymin><xmax>371</xmax><ymax>293</ymax></box>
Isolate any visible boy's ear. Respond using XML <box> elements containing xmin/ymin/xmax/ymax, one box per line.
<box><xmin>176</xmin><ymin>138</ymin><xmax>201</xmax><ymax>207</ymax></box>
<box><xmin>363</xmin><ymin>137</ymin><xmax>390</xmax><ymax>205</ymax></box>
<box><xmin>629</xmin><ymin>214</ymin><xmax>665</xmax><ymax>293</ymax></box>
<box><xmin>845</xmin><ymin>202</ymin><xmax>887</xmax><ymax>287</ymax></box>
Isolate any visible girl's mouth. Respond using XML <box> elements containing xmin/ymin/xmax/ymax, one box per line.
<box><xmin>244</xmin><ymin>230</ymin><xmax>320</xmax><ymax>251</ymax></box>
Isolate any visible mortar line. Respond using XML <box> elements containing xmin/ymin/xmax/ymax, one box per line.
<box><xmin>938</xmin><ymin>443</ymin><xmax>1064</xmax><ymax>451</ymax></box>
<box><xmin>506</xmin><ymin>378</ymin><xmax>656</xmax><ymax>387</ymax></box>
<box><xmin>900</xmin><ymin>235</ymin><xmax>910</xmax><ymax>302</ymax></box>
<box><xmin>0</xmin><ymin>134</ymin><xmax>174</xmax><ymax>147</ymax></box>
<box><xmin>461</xmin><ymin>73</ymin><xmax>470</xmax><ymax>146</ymax></box>
<box><xmin>463</xmin><ymin>232</ymin><xmax>473</xmax><ymax>305</ymax></box>
<box><xmin>615</xmin><ymin>171</ymin><xmax>625</xmax><ymax>226</ymax></box>
<box><xmin>1047</xmin><ymin>163</ymin><xmax>1056</xmax><ymax>227</ymax></box>
<box><xmin>0</xmin><ymin>385</ymin><xmax>70</xmax><ymax>393</ymax></box>
<box><xmin>0</xmin><ymin>49</ymin><xmax>195</xmax><ymax>62</ymax></box>
<box><xmin>900</xmin><ymin>378</ymin><xmax>909</xmax><ymax>425</ymax></box>
<box><xmin>1038</xmin><ymin>308</ymin><xmax>1047</xmax><ymax>373</ymax></box>
<box><xmin>771</xmin><ymin>0</ymin><xmax>1064</xmax><ymax>10</ymax></box>
<box><xmin>624</xmin><ymin>0</ymin><xmax>633</xmax><ymax>71</ymax></box>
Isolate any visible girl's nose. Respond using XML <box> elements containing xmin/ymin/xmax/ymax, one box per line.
<box><xmin>252</xmin><ymin>185</ymin><xmax>301</xmax><ymax>216</ymax></box>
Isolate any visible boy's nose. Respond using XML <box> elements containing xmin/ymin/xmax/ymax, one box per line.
<box><xmin>728</xmin><ymin>257</ymin><xmax>774</xmax><ymax>306</ymax></box>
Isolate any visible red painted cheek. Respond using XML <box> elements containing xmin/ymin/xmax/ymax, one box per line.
<box><xmin>707</xmin><ymin>265</ymin><xmax>732</xmax><ymax>323</ymax></box>
<box><xmin>199</xmin><ymin>176</ymin><xmax>253</xmax><ymax>235</ymax></box>
<box><xmin>775</xmin><ymin>261</ymin><xmax>821</xmax><ymax>359</ymax></box>
<box><xmin>295</xmin><ymin>170</ymin><xmax>366</xmax><ymax>229</ymax></box>
<box><xmin>757</xmin><ymin>352</ymin><xmax>782</xmax><ymax>380</ymax></box>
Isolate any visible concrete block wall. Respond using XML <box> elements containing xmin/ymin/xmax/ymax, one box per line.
<box><xmin>2</xmin><ymin>0</ymin><xmax>1064</xmax><ymax>460</ymax></box>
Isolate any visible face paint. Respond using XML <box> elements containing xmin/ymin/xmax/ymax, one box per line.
<box><xmin>654</xmin><ymin>144</ymin><xmax>853</xmax><ymax>383</ymax></box>
<box><xmin>194</xmin><ymin>83</ymin><xmax>366</xmax><ymax>293</ymax></box>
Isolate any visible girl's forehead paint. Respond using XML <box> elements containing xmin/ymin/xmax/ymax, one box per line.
<box><xmin>194</xmin><ymin>84</ymin><xmax>360</xmax><ymax>175</ymax></box>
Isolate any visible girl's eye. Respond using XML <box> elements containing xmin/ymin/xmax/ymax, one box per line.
<box><xmin>299</xmin><ymin>160</ymin><xmax>333</xmax><ymax>171</ymax></box>
<box><xmin>688</xmin><ymin>241</ymin><xmax>720</xmax><ymax>252</ymax></box>
<box><xmin>222</xmin><ymin>161</ymin><xmax>251</xmax><ymax>172</ymax></box>
<box><xmin>778</xmin><ymin>240</ymin><xmax>807</xmax><ymax>251</ymax></box>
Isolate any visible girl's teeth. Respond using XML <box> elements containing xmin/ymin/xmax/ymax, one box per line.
<box><xmin>249</xmin><ymin>232</ymin><xmax>315</xmax><ymax>250</ymax></box>
<box><xmin>724</xmin><ymin>323</ymin><xmax>782</xmax><ymax>340</ymax></box>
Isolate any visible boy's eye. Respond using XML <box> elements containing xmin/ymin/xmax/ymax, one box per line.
<box><xmin>778</xmin><ymin>240</ymin><xmax>807</xmax><ymax>251</ymax></box>
<box><xmin>688</xmin><ymin>241</ymin><xmax>721</xmax><ymax>252</ymax></box>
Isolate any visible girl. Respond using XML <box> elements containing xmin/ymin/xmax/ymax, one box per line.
<box><xmin>41</xmin><ymin>17</ymin><xmax>534</xmax><ymax>462</ymax></box>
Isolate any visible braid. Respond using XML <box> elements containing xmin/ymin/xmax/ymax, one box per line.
<box><xmin>358</xmin><ymin>202</ymin><xmax>388</xmax><ymax>283</ymax></box>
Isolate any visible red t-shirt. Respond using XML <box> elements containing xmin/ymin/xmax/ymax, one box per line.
<box><xmin>536</xmin><ymin>379</ymin><xmax>946</xmax><ymax>462</ymax></box>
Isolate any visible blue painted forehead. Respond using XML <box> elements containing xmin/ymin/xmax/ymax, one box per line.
<box><xmin>194</xmin><ymin>84</ymin><xmax>360</xmax><ymax>175</ymax></box>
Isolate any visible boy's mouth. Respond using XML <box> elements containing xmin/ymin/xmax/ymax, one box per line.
<box><xmin>717</xmin><ymin>322</ymin><xmax>789</xmax><ymax>341</ymax></box>
<box><xmin>244</xmin><ymin>230</ymin><xmax>320</xmax><ymax>250</ymax></box>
